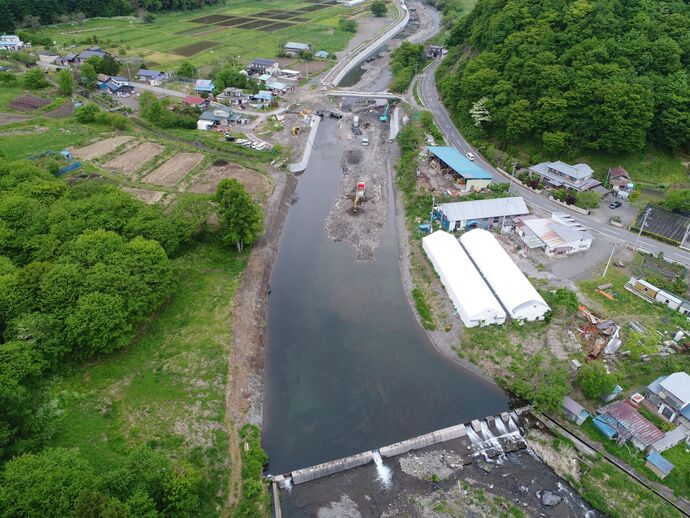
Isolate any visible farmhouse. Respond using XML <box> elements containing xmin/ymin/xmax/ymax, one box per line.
<box><xmin>515</xmin><ymin>213</ymin><xmax>593</xmax><ymax>256</ymax></box>
<box><xmin>427</xmin><ymin>146</ymin><xmax>493</xmax><ymax>192</ymax></box>
<box><xmin>247</xmin><ymin>58</ymin><xmax>280</xmax><ymax>76</ymax></box>
<box><xmin>137</xmin><ymin>69</ymin><xmax>167</xmax><ymax>84</ymax></box>
<box><xmin>460</xmin><ymin>228</ymin><xmax>550</xmax><ymax>321</ymax></box>
<box><xmin>422</xmin><ymin>231</ymin><xmax>506</xmax><ymax>328</ymax></box>
<box><xmin>77</xmin><ymin>47</ymin><xmax>110</xmax><ymax>63</ymax></box>
<box><xmin>194</xmin><ymin>79</ymin><xmax>215</xmax><ymax>94</ymax></box>
<box><xmin>252</xmin><ymin>90</ymin><xmax>274</xmax><ymax>107</ymax></box>
<box><xmin>646</xmin><ymin>372</ymin><xmax>690</xmax><ymax>424</ymax></box>
<box><xmin>183</xmin><ymin>95</ymin><xmax>210</xmax><ymax>109</ymax></box>
<box><xmin>608</xmin><ymin>166</ymin><xmax>634</xmax><ymax>195</ymax></box>
<box><xmin>594</xmin><ymin>400</ymin><xmax>665</xmax><ymax>452</ymax></box>
<box><xmin>217</xmin><ymin>87</ymin><xmax>250</xmax><ymax>106</ymax></box>
<box><xmin>0</xmin><ymin>35</ymin><xmax>25</xmax><ymax>51</ymax></box>
<box><xmin>563</xmin><ymin>396</ymin><xmax>589</xmax><ymax>426</ymax></box>
<box><xmin>197</xmin><ymin>106</ymin><xmax>248</xmax><ymax>130</ymax></box>
<box><xmin>528</xmin><ymin>160</ymin><xmax>601</xmax><ymax>191</ymax></box>
<box><xmin>283</xmin><ymin>42</ymin><xmax>311</xmax><ymax>56</ymax></box>
<box><xmin>434</xmin><ymin>197</ymin><xmax>529</xmax><ymax>232</ymax></box>
<box><xmin>265</xmin><ymin>80</ymin><xmax>293</xmax><ymax>96</ymax></box>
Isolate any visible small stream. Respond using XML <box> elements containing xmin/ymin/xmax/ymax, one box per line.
<box><xmin>262</xmin><ymin>119</ymin><xmax>508</xmax><ymax>473</ymax></box>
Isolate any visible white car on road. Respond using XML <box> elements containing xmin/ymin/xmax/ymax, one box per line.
<box><xmin>465</xmin><ymin>152</ymin><xmax>475</xmax><ymax>161</ymax></box>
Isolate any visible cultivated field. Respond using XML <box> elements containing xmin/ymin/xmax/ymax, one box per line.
<box><xmin>9</xmin><ymin>94</ymin><xmax>50</xmax><ymax>112</ymax></box>
<box><xmin>187</xmin><ymin>163</ymin><xmax>271</xmax><ymax>199</ymax></box>
<box><xmin>143</xmin><ymin>152</ymin><xmax>204</xmax><ymax>186</ymax></box>
<box><xmin>72</xmin><ymin>136</ymin><xmax>134</xmax><ymax>160</ymax></box>
<box><xmin>34</xmin><ymin>0</ymin><xmax>358</xmax><ymax>67</ymax></box>
<box><xmin>121</xmin><ymin>187</ymin><xmax>166</xmax><ymax>204</ymax></box>
<box><xmin>0</xmin><ymin>113</ymin><xmax>28</xmax><ymax>126</ymax></box>
<box><xmin>104</xmin><ymin>142</ymin><xmax>165</xmax><ymax>175</ymax></box>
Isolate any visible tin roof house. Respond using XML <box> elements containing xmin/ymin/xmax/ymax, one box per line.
<box><xmin>646</xmin><ymin>372</ymin><xmax>690</xmax><ymax>425</ymax></box>
<box><xmin>0</xmin><ymin>35</ymin><xmax>25</xmax><ymax>51</ymax></box>
<box><xmin>594</xmin><ymin>400</ymin><xmax>665</xmax><ymax>451</ymax></box>
<box><xmin>283</xmin><ymin>42</ymin><xmax>311</xmax><ymax>56</ymax></box>
<box><xmin>528</xmin><ymin>161</ymin><xmax>601</xmax><ymax>191</ymax></box>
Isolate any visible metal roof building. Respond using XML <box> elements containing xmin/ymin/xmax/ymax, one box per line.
<box><xmin>597</xmin><ymin>400</ymin><xmax>665</xmax><ymax>451</ymax></box>
<box><xmin>422</xmin><ymin>231</ymin><xmax>505</xmax><ymax>328</ymax></box>
<box><xmin>435</xmin><ymin>197</ymin><xmax>529</xmax><ymax>232</ymax></box>
<box><xmin>427</xmin><ymin>146</ymin><xmax>493</xmax><ymax>180</ymax></box>
<box><xmin>646</xmin><ymin>452</ymin><xmax>675</xmax><ymax>479</ymax></box>
<box><xmin>460</xmin><ymin>228</ymin><xmax>550</xmax><ymax>321</ymax></box>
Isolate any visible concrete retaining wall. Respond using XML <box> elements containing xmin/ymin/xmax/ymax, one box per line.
<box><xmin>288</xmin><ymin>115</ymin><xmax>321</xmax><ymax>173</ymax></box>
<box><xmin>380</xmin><ymin>423</ymin><xmax>467</xmax><ymax>458</ymax></box>
<box><xmin>547</xmin><ymin>196</ymin><xmax>590</xmax><ymax>215</ymax></box>
<box><xmin>290</xmin><ymin>450</ymin><xmax>375</xmax><ymax>484</ymax></box>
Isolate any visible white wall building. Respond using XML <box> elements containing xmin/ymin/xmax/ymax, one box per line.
<box><xmin>422</xmin><ymin>231</ymin><xmax>506</xmax><ymax>328</ymax></box>
<box><xmin>460</xmin><ymin>228</ymin><xmax>550</xmax><ymax>321</ymax></box>
<box><xmin>515</xmin><ymin>213</ymin><xmax>593</xmax><ymax>256</ymax></box>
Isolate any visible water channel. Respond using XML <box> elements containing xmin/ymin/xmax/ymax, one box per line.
<box><xmin>262</xmin><ymin>118</ymin><xmax>509</xmax><ymax>474</ymax></box>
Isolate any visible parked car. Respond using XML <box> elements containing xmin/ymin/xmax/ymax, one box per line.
<box><xmin>609</xmin><ymin>201</ymin><xmax>622</xmax><ymax>209</ymax></box>
<box><xmin>465</xmin><ymin>152</ymin><xmax>475</xmax><ymax>161</ymax></box>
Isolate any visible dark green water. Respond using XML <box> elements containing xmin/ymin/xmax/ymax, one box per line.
<box><xmin>262</xmin><ymin>120</ymin><xmax>508</xmax><ymax>474</ymax></box>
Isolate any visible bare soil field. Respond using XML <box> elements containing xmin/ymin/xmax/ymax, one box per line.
<box><xmin>9</xmin><ymin>95</ymin><xmax>50</xmax><ymax>112</ymax></box>
<box><xmin>71</xmin><ymin>136</ymin><xmax>134</xmax><ymax>160</ymax></box>
<box><xmin>43</xmin><ymin>103</ymin><xmax>74</xmax><ymax>118</ymax></box>
<box><xmin>120</xmin><ymin>186</ymin><xmax>165</xmax><ymax>204</ymax></box>
<box><xmin>143</xmin><ymin>152</ymin><xmax>204</xmax><ymax>186</ymax></box>
<box><xmin>104</xmin><ymin>142</ymin><xmax>165</xmax><ymax>176</ymax></box>
<box><xmin>0</xmin><ymin>113</ymin><xmax>28</xmax><ymax>126</ymax></box>
<box><xmin>187</xmin><ymin>164</ymin><xmax>271</xmax><ymax>200</ymax></box>
<box><xmin>173</xmin><ymin>41</ymin><xmax>219</xmax><ymax>57</ymax></box>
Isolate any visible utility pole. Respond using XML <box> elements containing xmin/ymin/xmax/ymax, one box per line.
<box><xmin>635</xmin><ymin>207</ymin><xmax>651</xmax><ymax>252</ymax></box>
<box><xmin>500</xmin><ymin>162</ymin><xmax>517</xmax><ymax>233</ymax></box>
<box><xmin>602</xmin><ymin>241</ymin><xmax>620</xmax><ymax>278</ymax></box>
<box><xmin>430</xmin><ymin>195</ymin><xmax>435</xmax><ymax>230</ymax></box>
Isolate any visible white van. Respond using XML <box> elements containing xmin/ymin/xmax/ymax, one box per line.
<box><xmin>362</xmin><ymin>135</ymin><xmax>369</xmax><ymax>146</ymax></box>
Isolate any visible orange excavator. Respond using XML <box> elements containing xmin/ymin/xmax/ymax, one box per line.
<box><xmin>353</xmin><ymin>181</ymin><xmax>366</xmax><ymax>213</ymax></box>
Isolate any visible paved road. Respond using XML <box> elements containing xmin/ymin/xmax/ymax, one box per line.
<box><xmin>417</xmin><ymin>60</ymin><xmax>690</xmax><ymax>267</ymax></box>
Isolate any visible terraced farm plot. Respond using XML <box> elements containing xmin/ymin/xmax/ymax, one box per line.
<box><xmin>259</xmin><ymin>22</ymin><xmax>297</xmax><ymax>31</ymax></box>
<box><xmin>0</xmin><ymin>113</ymin><xmax>28</xmax><ymax>126</ymax></box>
<box><xmin>104</xmin><ymin>142</ymin><xmax>165</xmax><ymax>176</ymax></box>
<box><xmin>44</xmin><ymin>103</ymin><xmax>74</xmax><ymax>118</ymax></box>
<box><xmin>9</xmin><ymin>95</ymin><xmax>50</xmax><ymax>112</ymax></box>
<box><xmin>187</xmin><ymin>164</ymin><xmax>270</xmax><ymax>199</ymax></box>
<box><xmin>72</xmin><ymin>136</ymin><xmax>133</xmax><ymax>160</ymax></box>
<box><xmin>191</xmin><ymin>14</ymin><xmax>234</xmax><ymax>23</ymax></box>
<box><xmin>218</xmin><ymin>17</ymin><xmax>255</xmax><ymax>27</ymax></box>
<box><xmin>121</xmin><ymin>187</ymin><xmax>165</xmax><ymax>204</ymax></box>
<box><xmin>297</xmin><ymin>4</ymin><xmax>330</xmax><ymax>11</ymax></box>
<box><xmin>236</xmin><ymin>20</ymin><xmax>274</xmax><ymax>29</ymax></box>
<box><xmin>173</xmin><ymin>40</ymin><xmax>219</xmax><ymax>56</ymax></box>
<box><xmin>143</xmin><ymin>152</ymin><xmax>204</xmax><ymax>186</ymax></box>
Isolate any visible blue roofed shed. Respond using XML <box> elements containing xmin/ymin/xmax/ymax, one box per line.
<box><xmin>194</xmin><ymin>79</ymin><xmax>215</xmax><ymax>93</ymax></box>
<box><xmin>646</xmin><ymin>452</ymin><xmax>675</xmax><ymax>479</ymax></box>
<box><xmin>315</xmin><ymin>50</ymin><xmax>329</xmax><ymax>59</ymax></box>
<box><xmin>427</xmin><ymin>146</ymin><xmax>493</xmax><ymax>192</ymax></box>
<box><xmin>593</xmin><ymin>415</ymin><xmax>618</xmax><ymax>439</ymax></box>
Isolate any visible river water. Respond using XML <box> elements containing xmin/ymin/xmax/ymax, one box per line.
<box><xmin>262</xmin><ymin>119</ymin><xmax>509</xmax><ymax>474</ymax></box>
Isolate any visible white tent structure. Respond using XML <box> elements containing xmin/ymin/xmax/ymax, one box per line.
<box><xmin>460</xmin><ymin>228</ymin><xmax>550</xmax><ymax>321</ymax></box>
<box><xmin>422</xmin><ymin>231</ymin><xmax>506</xmax><ymax>327</ymax></box>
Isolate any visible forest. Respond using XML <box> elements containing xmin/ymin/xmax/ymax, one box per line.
<box><xmin>0</xmin><ymin>0</ymin><xmax>223</xmax><ymax>32</ymax></box>
<box><xmin>437</xmin><ymin>0</ymin><xmax>690</xmax><ymax>155</ymax></box>
<box><xmin>0</xmin><ymin>159</ymin><xmax>215</xmax><ymax>515</ymax></box>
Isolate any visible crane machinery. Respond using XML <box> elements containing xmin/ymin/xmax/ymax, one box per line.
<box><xmin>353</xmin><ymin>181</ymin><xmax>366</xmax><ymax>213</ymax></box>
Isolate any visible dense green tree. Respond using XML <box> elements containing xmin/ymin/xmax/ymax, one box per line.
<box><xmin>176</xmin><ymin>61</ymin><xmax>197</xmax><ymax>79</ymax></box>
<box><xmin>664</xmin><ymin>190</ymin><xmax>690</xmax><ymax>213</ymax></box>
<box><xmin>79</xmin><ymin>62</ymin><xmax>97</xmax><ymax>88</ymax></box>
<box><xmin>577</xmin><ymin>361</ymin><xmax>617</xmax><ymax>399</ymax></box>
<box><xmin>215</xmin><ymin>178</ymin><xmax>263</xmax><ymax>252</ymax></box>
<box><xmin>370</xmin><ymin>0</ymin><xmax>387</xmax><ymax>17</ymax></box>
<box><xmin>98</xmin><ymin>54</ymin><xmax>120</xmax><ymax>76</ymax></box>
<box><xmin>214</xmin><ymin>66</ymin><xmax>255</xmax><ymax>93</ymax></box>
<box><xmin>22</xmin><ymin>68</ymin><xmax>49</xmax><ymax>90</ymax></box>
<box><xmin>56</xmin><ymin>68</ymin><xmax>73</xmax><ymax>96</ymax></box>
<box><xmin>0</xmin><ymin>448</ymin><xmax>93</xmax><ymax>517</ymax></box>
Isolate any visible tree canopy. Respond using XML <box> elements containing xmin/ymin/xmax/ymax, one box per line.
<box><xmin>215</xmin><ymin>179</ymin><xmax>263</xmax><ymax>252</ymax></box>
<box><xmin>371</xmin><ymin>0</ymin><xmax>387</xmax><ymax>17</ymax></box>
<box><xmin>438</xmin><ymin>0</ymin><xmax>690</xmax><ymax>154</ymax></box>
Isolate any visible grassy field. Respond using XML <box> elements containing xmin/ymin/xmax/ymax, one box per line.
<box><xmin>34</xmin><ymin>0</ymin><xmax>364</xmax><ymax>69</ymax></box>
<box><xmin>48</xmin><ymin>240</ymin><xmax>247</xmax><ymax>515</ymax></box>
<box><xmin>0</xmin><ymin>117</ymin><xmax>105</xmax><ymax>158</ymax></box>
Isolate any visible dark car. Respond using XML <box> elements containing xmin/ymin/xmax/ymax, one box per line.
<box><xmin>609</xmin><ymin>201</ymin><xmax>622</xmax><ymax>209</ymax></box>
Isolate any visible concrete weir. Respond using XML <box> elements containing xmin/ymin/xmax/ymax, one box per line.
<box><xmin>272</xmin><ymin>407</ymin><xmax>529</xmax><ymax>489</ymax></box>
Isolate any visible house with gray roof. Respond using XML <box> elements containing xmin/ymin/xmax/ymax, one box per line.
<box><xmin>563</xmin><ymin>396</ymin><xmax>589</xmax><ymax>425</ymax></box>
<box><xmin>434</xmin><ymin>197</ymin><xmax>529</xmax><ymax>232</ymax></box>
<box><xmin>283</xmin><ymin>42</ymin><xmax>311</xmax><ymax>56</ymax></box>
<box><xmin>77</xmin><ymin>47</ymin><xmax>109</xmax><ymax>63</ymax></box>
<box><xmin>247</xmin><ymin>58</ymin><xmax>280</xmax><ymax>76</ymax></box>
<box><xmin>646</xmin><ymin>372</ymin><xmax>690</xmax><ymax>425</ymax></box>
<box><xmin>528</xmin><ymin>161</ymin><xmax>601</xmax><ymax>191</ymax></box>
<box><xmin>137</xmin><ymin>69</ymin><xmax>167</xmax><ymax>83</ymax></box>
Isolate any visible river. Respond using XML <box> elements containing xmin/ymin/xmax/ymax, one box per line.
<box><xmin>262</xmin><ymin>118</ymin><xmax>509</xmax><ymax>474</ymax></box>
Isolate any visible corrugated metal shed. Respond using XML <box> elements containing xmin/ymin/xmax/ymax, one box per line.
<box><xmin>599</xmin><ymin>400</ymin><xmax>665</xmax><ymax>447</ymax></box>
<box><xmin>438</xmin><ymin>197</ymin><xmax>529</xmax><ymax>224</ymax></box>
<box><xmin>660</xmin><ymin>372</ymin><xmax>690</xmax><ymax>406</ymax></box>
<box><xmin>646</xmin><ymin>452</ymin><xmax>675</xmax><ymax>478</ymax></box>
<box><xmin>428</xmin><ymin>146</ymin><xmax>493</xmax><ymax>180</ymax></box>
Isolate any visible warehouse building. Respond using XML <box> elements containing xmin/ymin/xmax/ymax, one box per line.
<box><xmin>434</xmin><ymin>197</ymin><xmax>529</xmax><ymax>232</ymax></box>
<box><xmin>422</xmin><ymin>231</ymin><xmax>506</xmax><ymax>328</ymax></box>
<box><xmin>460</xmin><ymin>229</ymin><xmax>550</xmax><ymax>321</ymax></box>
<box><xmin>427</xmin><ymin>146</ymin><xmax>493</xmax><ymax>193</ymax></box>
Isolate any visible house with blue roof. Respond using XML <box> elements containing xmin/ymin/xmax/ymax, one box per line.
<box><xmin>427</xmin><ymin>146</ymin><xmax>493</xmax><ymax>193</ymax></box>
<box><xmin>194</xmin><ymin>79</ymin><xmax>215</xmax><ymax>94</ymax></box>
<box><xmin>646</xmin><ymin>452</ymin><xmax>675</xmax><ymax>479</ymax></box>
<box><xmin>252</xmin><ymin>90</ymin><xmax>273</xmax><ymax>107</ymax></box>
<box><xmin>646</xmin><ymin>372</ymin><xmax>690</xmax><ymax>425</ymax></box>
<box><xmin>137</xmin><ymin>69</ymin><xmax>167</xmax><ymax>84</ymax></box>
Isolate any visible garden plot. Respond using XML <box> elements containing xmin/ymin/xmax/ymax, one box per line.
<box><xmin>9</xmin><ymin>95</ymin><xmax>50</xmax><ymax>112</ymax></box>
<box><xmin>191</xmin><ymin>14</ymin><xmax>234</xmax><ymax>23</ymax></box>
<box><xmin>72</xmin><ymin>136</ymin><xmax>133</xmax><ymax>160</ymax></box>
<box><xmin>258</xmin><ymin>22</ymin><xmax>298</xmax><ymax>31</ymax></box>
<box><xmin>104</xmin><ymin>142</ymin><xmax>165</xmax><ymax>176</ymax></box>
<box><xmin>143</xmin><ymin>152</ymin><xmax>204</xmax><ymax>186</ymax></box>
<box><xmin>173</xmin><ymin>40</ymin><xmax>219</xmax><ymax>57</ymax></box>
<box><xmin>121</xmin><ymin>187</ymin><xmax>165</xmax><ymax>204</ymax></box>
<box><xmin>186</xmin><ymin>163</ymin><xmax>270</xmax><ymax>200</ymax></box>
<box><xmin>0</xmin><ymin>113</ymin><xmax>28</xmax><ymax>126</ymax></box>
